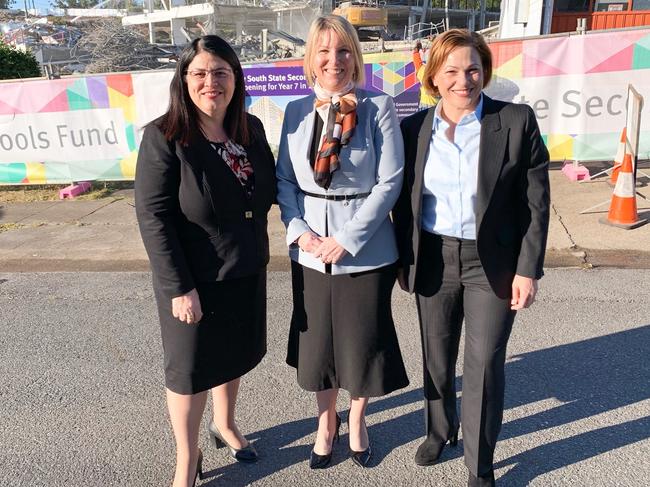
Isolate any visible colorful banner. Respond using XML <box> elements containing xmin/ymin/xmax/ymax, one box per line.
<box><xmin>0</xmin><ymin>73</ymin><xmax>138</xmax><ymax>184</ymax></box>
<box><xmin>1</xmin><ymin>28</ymin><xmax>650</xmax><ymax>184</ymax></box>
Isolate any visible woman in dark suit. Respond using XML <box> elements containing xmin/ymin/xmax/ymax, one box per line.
<box><xmin>393</xmin><ymin>30</ymin><xmax>550</xmax><ymax>486</ymax></box>
<box><xmin>135</xmin><ymin>36</ymin><xmax>275</xmax><ymax>487</ymax></box>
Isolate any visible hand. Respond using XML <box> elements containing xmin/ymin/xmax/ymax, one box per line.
<box><xmin>510</xmin><ymin>275</ymin><xmax>538</xmax><ymax>310</ymax></box>
<box><xmin>172</xmin><ymin>288</ymin><xmax>203</xmax><ymax>324</ymax></box>
<box><xmin>313</xmin><ymin>237</ymin><xmax>348</xmax><ymax>264</ymax></box>
<box><xmin>297</xmin><ymin>231</ymin><xmax>323</xmax><ymax>253</ymax></box>
<box><xmin>396</xmin><ymin>267</ymin><xmax>408</xmax><ymax>292</ymax></box>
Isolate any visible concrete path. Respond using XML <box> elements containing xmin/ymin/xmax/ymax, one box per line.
<box><xmin>1</xmin><ymin>166</ymin><xmax>650</xmax><ymax>271</ymax></box>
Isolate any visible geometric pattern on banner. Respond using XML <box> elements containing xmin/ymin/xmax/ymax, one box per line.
<box><xmin>0</xmin><ymin>79</ymin><xmax>73</xmax><ymax>114</ymax></box>
<box><xmin>125</xmin><ymin>124</ymin><xmax>136</xmax><ymax>152</ymax></box>
<box><xmin>93</xmin><ymin>160</ymin><xmax>129</xmax><ymax>180</ymax></box>
<box><xmin>108</xmin><ymin>87</ymin><xmax>135</xmax><ymax>124</ymax></box>
<box><xmin>632</xmin><ymin>44</ymin><xmax>650</xmax><ymax>70</ymax></box>
<box><xmin>0</xmin><ymin>163</ymin><xmax>27</xmax><ymax>184</ymax></box>
<box><xmin>40</xmin><ymin>89</ymin><xmax>70</xmax><ymax>113</ymax></box>
<box><xmin>106</xmin><ymin>73</ymin><xmax>134</xmax><ymax>97</ymax></box>
<box><xmin>587</xmin><ymin>44</ymin><xmax>635</xmax><ymax>74</ymax></box>
<box><xmin>0</xmin><ymin>98</ymin><xmax>23</xmax><ymax>115</ymax></box>
<box><xmin>522</xmin><ymin>53</ymin><xmax>565</xmax><ymax>77</ymax></box>
<box><xmin>520</xmin><ymin>30</ymin><xmax>646</xmax><ymax>76</ymax></box>
<box><xmin>490</xmin><ymin>40</ymin><xmax>522</xmax><ymax>71</ymax></box>
<box><xmin>571</xmin><ymin>133</ymin><xmax>618</xmax><ymax>160</ymax></box>
<box><xmin>119</xmin><ymin>151</ymin><xmax>137</xmax><ymax>179</ymax></box>
<box><xmin>637</xmin><ymin>32</ymin><xmax>650</xmax><ymax>51</ymax></box>
<box><xmin>493</xmin><ymin>53</ymin><xmax>522</xmax><ymax>80</ymax></box>
<box><xmin>25</xmin><ymin>162</ymin><xmax>47</xmax><ymax>184</ymax></box>
<box><xmin>546</xmin><ymin>134</ymin><xmax>573</xmax><ymax>161</ymax></box>
<box><xmin>87</xmin><ymin>77</ymin><xmax>110</xmax><ymax>109</ymax></box>
<box><xmin>371</xmin><ymin>62</ymin><xmax>417</xmax><ymax>97</ymax></box>
<box><xmin>67</xmin><ymin>78</ymin><xmax>93</xmax><ymax>111</ymax></box>
<box><xmin>522</xmin><ymin>36</ymin><xmax>568</xmax><ymax>77</ymax></box>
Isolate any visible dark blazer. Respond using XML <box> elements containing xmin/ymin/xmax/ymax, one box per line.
<box><xmin>135</xmin><ymin>114</ymin><xmax>276</xmax><ymax>299</ymax></box>
<box><xmin>393</xmin><ymin>95</ymin><xmax>550</xmax><ymax>299</ymax></box>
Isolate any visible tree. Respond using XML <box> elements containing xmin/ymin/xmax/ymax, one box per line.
<box><xmin>0</xmin><ymin>0</ymin><xmax>15</xmax><ymax>8</ymax></box>
<box><xmin>0</xmin><ymin>43</ymin><xmax>41</xmax><ymax>80</ymax></box>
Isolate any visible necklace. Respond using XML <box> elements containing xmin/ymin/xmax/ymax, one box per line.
<box><xmin>199</xmin><ymin>125</ymin><xmax>228</xmax><ymax>144</ymax></box>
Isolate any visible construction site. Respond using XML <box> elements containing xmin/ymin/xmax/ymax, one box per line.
<box><xmin>1</xmin><ymin>1</ymin><xmax>501</xmax><ymax>76</ymax></box>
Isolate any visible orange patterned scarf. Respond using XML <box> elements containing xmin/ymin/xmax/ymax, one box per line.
<box><xmin>312</xmin><ymin>82</ymin><xmax>357</xmax><ymax>189</ymax></box>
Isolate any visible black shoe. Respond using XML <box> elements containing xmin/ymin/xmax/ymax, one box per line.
<box><xmin>309</xmin><ymin>414</ymin><xmax>341</xmax><ymax>469</ymax></box>
<box><xmin>349</xmin><ymin>444</ymin><xmax>372</xmax><ymax>468</ymax></box>
<box><xmin>192</xmin><ymin>449</ymin><xmax>204</xmax><ymax>487</ymax></box>
<box><xmin>208</xmin><ymin>421</ymin><xmax>258</xmax><ymax>463</ymax></box>
<box><xmin>468</xmin><ymin>469</ymin><xmax>495</xmax><ymax>487</ymax></box>
<box><xmin>414</xmin><ymin>432</ymin><xmax>459</xmax><ymax>466</ymax></box>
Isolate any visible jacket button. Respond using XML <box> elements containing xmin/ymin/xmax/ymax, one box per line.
<box><xmin>245</xmin><ymin>211</ymin><xmax>253</xmax><ymax>219</ymax></box>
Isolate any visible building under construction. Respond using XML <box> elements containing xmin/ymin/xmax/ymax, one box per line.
<box><xmin>120</xmin><ymin>1</ymin><xmax>500</xmax><ymax>48</ymax></box>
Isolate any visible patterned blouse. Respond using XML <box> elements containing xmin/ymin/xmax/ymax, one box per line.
<box><xmin>209</xmin><ymin>139</ymin><xmax>255</xmax><ymax>198</ymax></box>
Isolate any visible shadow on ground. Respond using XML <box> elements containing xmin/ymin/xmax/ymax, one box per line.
<box><xmin>198</xmin><ymin>324</ymin><xmax>650</xmax><ymax>485</ymax></box>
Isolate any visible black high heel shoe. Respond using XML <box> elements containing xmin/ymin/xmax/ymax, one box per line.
<box><xmin>192</xmin><ymin>449</ymin><xmax>204</xmax><ymax>487</ymax></box>
<box><xmin>349</xmin><ymin>418</ymin><xmax>372</xmax><ymax>468</ymax></box>
<box><xmin>207</xmin><ymin>421</ymin><xmax>258</xmax><ymax>463</ymax></box>
<box><xmin>349</xmin><ymin>444</ymin><xmax>372</xmax><ymax>468</ymax></box>
<box><xmin>309</xmin><ymin>413</ymin><xmax>342</xmax><ymax>469</ymax></box>
<box><xmin>414</xmin><ymin>431</ymin><xmax>459</xmax><ymax>466</ymax></box>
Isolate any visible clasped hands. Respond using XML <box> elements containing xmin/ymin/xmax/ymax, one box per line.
<box><xmin>297</xmin><ymin>231</ymin><xmax>347</xmax><ymax>264</ymax></box>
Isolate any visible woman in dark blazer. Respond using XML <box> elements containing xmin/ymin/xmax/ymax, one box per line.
<box><xmin>135</xmin><ymin>36</ymin><xmax>275</xmax><ymax>487</ymax></box>
<box><xmin>393</xmin><ymin>30</ymin><xmax>550</xmax><ymax>486</ymax></box>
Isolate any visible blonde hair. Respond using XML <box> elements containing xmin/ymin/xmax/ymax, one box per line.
<box><xmin>303</xmin><ymin>15</ymin><xmax>365</xmax><ymax>88</ymax></box>
<box><xmin>422</xmin><ymin>29</ymin><xmax>492</xmax><ymax>98</ymax></box>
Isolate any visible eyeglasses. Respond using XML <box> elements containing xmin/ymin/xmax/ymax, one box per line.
<box><xmin>185</xmin><ymin>69</ymin><xmax>234</xmax><ymax>81</ymax></box>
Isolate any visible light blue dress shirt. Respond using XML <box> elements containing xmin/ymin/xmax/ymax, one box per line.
<box><xmin>421</xmin><ymin>95</ymin><xmax>483</xmax><ymax>240</ymax></box>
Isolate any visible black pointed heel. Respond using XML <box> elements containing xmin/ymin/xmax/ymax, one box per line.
<box><xmin>309</xmin><ymin>414</ymin><xmax>341</xmax><ymax>469</ymax></box>
<box><xmin>207</xmin><ymin>421</ymin><xmax>258</xmax><ymax>463</ymax></box>
<box><xmin>349</xmin><ymin>444</ymin><xmax>372</xmax><ymax>468</ymax></box>
<box><xmin>192</xmin><ymin>449</ymin><xmax>204</xmax><ymax>487</ymax></box>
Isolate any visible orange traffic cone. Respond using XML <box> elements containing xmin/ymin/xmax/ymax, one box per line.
<box><xmin>600</xmin><ymin>153</ymin><xmax>647</xmax><ymax>229</ymax></box>
<box><xmin>610</xmin><ymin>128</ymin><xmax>626</xmax><ymax>184</ymax></box>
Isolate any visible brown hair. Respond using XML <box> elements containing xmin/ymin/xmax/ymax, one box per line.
<box><xmin>303</xmin><ymin>15</ymin><xmax>365</xmax><ymax>88</ymax></box>
<box><xmin>422</xmin><ymin>29</ymin><xmax>492</xmax><ymax>98</ymax></box>
<box><xmin>156</xmin><ymin>35</ymin><xmax>249</xmax><ymax>146</ymax></box>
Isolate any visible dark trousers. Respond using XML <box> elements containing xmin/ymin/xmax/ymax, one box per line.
<box><xmin>415</xmin><ymin>232</ymin><xmax>515</xmax><ymax>476</ymax></box>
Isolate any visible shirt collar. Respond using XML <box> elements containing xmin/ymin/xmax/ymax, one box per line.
<box><xmin>433</xmin><ymin>92</ymin><xmax>484</xmax><ymax>132</ymax></box>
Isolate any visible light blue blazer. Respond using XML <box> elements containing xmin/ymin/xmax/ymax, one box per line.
<box><xmin>276</xmin><ymin>88</ymin><xmax>404</xmax><ymax>275</ymax></box>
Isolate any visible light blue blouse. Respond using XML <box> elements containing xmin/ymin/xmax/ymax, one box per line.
<box><xmin>421</xmin><ymin>95</ymin><xmax>483</xmax><ymax>240</ymax></box>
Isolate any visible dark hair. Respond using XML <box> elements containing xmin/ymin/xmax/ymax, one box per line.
<box><xmin>157</xmin><ymin>35</ymin><xmax>249</xmax><ymax>145</ymax></box>
<box><xmin>422</xmin><ymin>29</ymin><xmax>492</xmax><ymax>98</ymax></box>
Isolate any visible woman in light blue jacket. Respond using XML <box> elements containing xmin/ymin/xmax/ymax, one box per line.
<box><xmin>276</xmin><ymin>15</ymin><xmax>409</xmax><ymax>470</ymax></box>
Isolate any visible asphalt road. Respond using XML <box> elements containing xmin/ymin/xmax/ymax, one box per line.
<box><xmin>0</xmin><ymin>269</ymin><xmax>648</xmax><ymax>487</ymax></box>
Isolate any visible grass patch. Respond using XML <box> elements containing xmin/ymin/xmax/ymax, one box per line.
<box><xmin>0</xmin><ymin>222</ymin><xmax>26</xmax><ymax>233</ymax></box>
<box><xmin>0</xmin><ymin>182</ymin><xmax>134</xmax><ymax>203</ymax></box>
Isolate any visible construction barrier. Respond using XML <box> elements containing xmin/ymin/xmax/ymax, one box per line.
<box><xmin>2</xmin><ymin>28</ymin><xmax>650</xmax><ymax>184</ymax></box>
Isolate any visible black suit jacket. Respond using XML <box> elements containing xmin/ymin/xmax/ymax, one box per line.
<box><xmin>135</xmin><ymin>114</ymin><xmax>276</xmax><ymax>299</ymax></box>
<box><xmin>393</xmin><ymin>95</ymin><xmax>550</xmax><ymax>298</ymax></box>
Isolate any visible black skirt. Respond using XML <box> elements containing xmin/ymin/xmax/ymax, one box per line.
<box><xmin>155</xmin><ymin>272</ymin><xmax>267</xmax><ymax>395</ymax></box>
<box><xmin>287</xmin><ymin>261</ymin><xmax>409</xmax><ymax>397</ymax></box>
